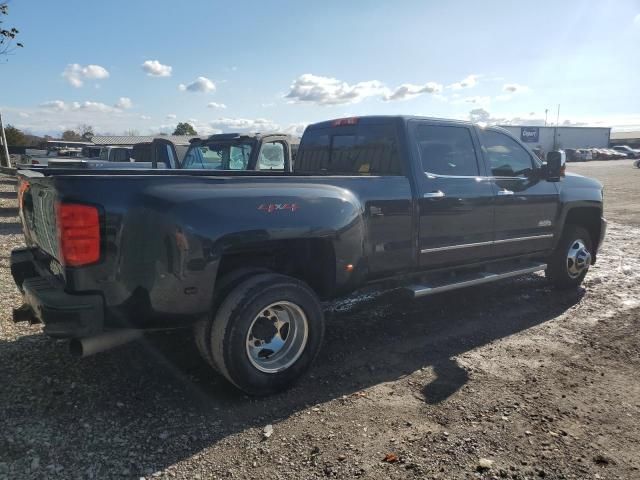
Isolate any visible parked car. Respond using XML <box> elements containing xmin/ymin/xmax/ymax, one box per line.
<box><xmin>577</xmin><ymin>149</ymin><xmax>592</xmax><ymax>161</ymax></box>
<box><xmin>612</xmin><ymin>145</ymin><xmax>640</xmax><ymax>159</ymax></box>
<box><xmin>564</xmin><ymin>148</ymin><xmax>579</xmax><ymax>162</ymax></box>
<box><xmin>607</xmin><ymin>148</ymin><xmax>628</xmax><ymax>160</ymax></box>
<box><xmin>11</xmin><ymin>116</ymin><xmax>606</xmax><ymax>395</ymax></box>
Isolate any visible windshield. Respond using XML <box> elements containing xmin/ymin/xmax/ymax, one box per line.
<box><xmin>182</xmin><ymin>141</ymin><xmax>255</xmax><ymax>170</ymax></box>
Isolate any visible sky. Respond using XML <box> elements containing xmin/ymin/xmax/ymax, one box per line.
<box><xmin>1</xmin><ymin>0</ymin><xmax>640</xmax><ymax>137</ymax></box>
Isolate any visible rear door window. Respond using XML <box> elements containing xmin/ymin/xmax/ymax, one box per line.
<box><xmin>410</xmin><ymin>123</ymin><xmax>480</xmax><ymax>176</ymax></box>
<box><xmin>295</xmin><ymin>123</ymin><xmax>402</xmax><ymax>175</ymax></box>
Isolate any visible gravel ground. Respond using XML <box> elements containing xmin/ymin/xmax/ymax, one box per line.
<box><xmin>1</xmin><ymin>163</ymin><xmax>639</xmax><ymax>480</ymax></box>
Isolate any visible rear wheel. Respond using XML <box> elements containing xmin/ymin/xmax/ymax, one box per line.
<box><xmin>204</xmin><ymin>273</ymin><xmax>325</xmax><ymax>395</ymax></box>
<box><xmin>194</xmin><ymin>268</ymin><xmax>268</xmax><ymax>370</ymax></box>
<box><xmin>546</xmin><ymin>225</ymin><xmax>593</xmax><ymax>289</ymax></box>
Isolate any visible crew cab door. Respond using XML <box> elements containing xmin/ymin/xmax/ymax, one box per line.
<box><xmin>477</xmin><ymin>128</ymin><xmax>559</xmax><ymax>256</ymax></box>
<box><xmin>408</xmin><ymin>120</ymin><xmax>495</xmax><ymax>268</ymax></box>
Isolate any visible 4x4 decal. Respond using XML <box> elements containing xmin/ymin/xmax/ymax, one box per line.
<box><xmin>258</xmin><ymin>203</ymin><xmax>299</xmax><ymax>213</ymax></box>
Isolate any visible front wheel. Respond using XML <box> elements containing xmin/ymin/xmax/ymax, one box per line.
<box><xmin>206</xmin><ymin>273</ymin><xmax>325</xmax><ymax>395</ymax></box>
<box><xmin>546</xmin><ymin>225</ymin><xmax>593</xmax><ymax>289</ymax></box>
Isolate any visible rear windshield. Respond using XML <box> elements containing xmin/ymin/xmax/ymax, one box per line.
<box><xmin>295</xmin><ymin>123</ymin><xmax>402</xmax><ymax>175</ymax></box>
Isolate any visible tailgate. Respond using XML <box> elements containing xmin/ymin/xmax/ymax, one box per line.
<box><xmin>18</xmin><ymin>174</ymin><xmax>60</xmax><ymax>261</ymax></box>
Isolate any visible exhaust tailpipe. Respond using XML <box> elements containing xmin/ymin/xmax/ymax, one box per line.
<box><xmin>69</xmin><ymin>330</ymin><xmax>143</xmax><ymax>358</ymax></box>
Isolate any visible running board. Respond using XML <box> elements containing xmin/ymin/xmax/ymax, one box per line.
<box><xmin>406</xmin><ymin>262</ymin><xmax>547</xmax><ymax>298</ymax></box>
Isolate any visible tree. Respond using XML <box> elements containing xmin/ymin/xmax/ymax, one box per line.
<box><xmin>1</xmin><ymin>2</ymin><xmax>23</xmax><ymax>57</ymax></box>
<box><xmin>4</xmin><ymin>124</ymin><xmax>25</xmax><ymax>145</ymax></box>
<box><xmin>78</xmin><ymin>123</ymin><xmax>94</xmax><ymax>140</ymax></box>
<box><xmin>173</xmin><ymin>122</ymin><xmax>197</xmax><ymax>136</ymax></box>
<box><xmin>61</xmin><ymin>130</ymin><xmax>82</xmax><ymax>141</ymax></box>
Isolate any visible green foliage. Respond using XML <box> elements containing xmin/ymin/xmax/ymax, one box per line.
<box><xmin>61</xmin><ymin>130</ymin><xmax>82</xmax><ymax>141</ymax></box>
<box><xmin>173</xmin><ymin>122</ymin><xmax>198</xmax><ymax>136</ymax></box>
<box><xmin>4</xmin><ymin>124</ymin><xmax>26</xmax><ymax>145</ymax></box>
<box><xmin>1</xmin><ymin>2</ymin><xmax>23</xmax><ymax>56</ymax></box>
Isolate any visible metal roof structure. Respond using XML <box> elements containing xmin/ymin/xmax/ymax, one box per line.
<box><xmin>610</xmin><ymin>131</ymin><xmax>640</xmax><ymax>140</ymax></box>
<box><xmin>90</xmin><ymin>135</ymin><xmax>199</xmax><ymax>146</ymax></box>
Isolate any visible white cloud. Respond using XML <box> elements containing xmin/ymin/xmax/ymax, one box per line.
<box><xmin>140</xmin><ymin>115</ymin><xmax>151</xmax><ymax>120</ymax></box>
<box><xmin>447</xmin><ymin>74</ymin><xmax>480</xmax><ymax>90</ymax></box>
<box><xmin>74</xmin><ymin>101</ymin><xmax>117</xmax><ymax>113</ymax></box>
<box><xmin>166</xmin><ymin>114</ymin><xmax>177</xmax><ymax>120</ymax></box>
<box><xmin>40</xmin><ymin>100</ymin><xmax>67</xmax><ymax>111</ymax></box>
<box><xmin>469</xmin><ymin>108</ymin><xmax>491</xmax><ymax>124</ymax></box>
<box><xmin>502</xmin><ymin>83</ymin><xmax>530</xmax><ymax>94</ymax></box>
<box><xmin>496</xmin><ymin>83</ymin><xmax>531</xmax><ymax>102</ymax></box>
<box><xmin>207</xmin><ymin>102</ymin><xmax>227</xmax><ymax>109</ymax></box>
<box><xmin>634</xmin><ymin>13</ymin><xmax>640</xmax><ymax>25</ymax></box>
<box><xmin>383</xmin><ymin>82</ymin><xmax>443</xmax><ymax>101</ymax></box>
<box><xmin>40</xmin><ymin>99</ymin><xmax>124</xmax><ymax>113</ymax></box>
<box><xmin>285</xmin><ymin>74</ymin><xmax>387</xmax><ymax>105</ymax></box>
<box><xmin>283</xmin><ymin>122</ymin><xmax>308</xmax><ymax>137</ymax></box>
<box><xmin>18</xmin><ymin>112</ymin><xmax>29</xmax><ymax>118</ymax></box>
<box><xmin>62</xmin><ymin>63</ymin><xmax>109</xmax><ymax>88</ymax></box>
<box><xmin>209</xmin><ymin>117</ymin><xmax>279</xmax><ymax>132</ymax></box>
<box><xmin>201</xmin><ymin>118</ymin><xmax>308</xmax><ymax>137</ymax></box>
<box><xmin>178</xmin><ymin>76</ymin><xmax>216</xmax><ymax>93</ymax></box>
<box><xmin>468</xmin><ymin>108</ymin><xmax>589</xmax><ymax>128</ymax></box>
<box><xmin>459</xmin><ymin>96</ymin><xmax>491</xmax><ymax>107</ymax></box>
<box><xmin>141</xmin><ymin>60</ymin><xmax>172</xmax><ymax>77</ymax></box>
<box><xmin>115</xmin><ymin>97</ymin><xmax>133</xmax><ymax>109</ymax></box>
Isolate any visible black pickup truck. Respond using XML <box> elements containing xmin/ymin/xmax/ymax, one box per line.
<box><xmin>11</xmin><ymin>116</ymin><xmax>606</xmax><ymax>395</ymax></box>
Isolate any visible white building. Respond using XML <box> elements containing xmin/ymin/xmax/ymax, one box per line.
<box><xmin>499</xmin><ymin>125</ymin><xmax>611</xmax><ymax>153</ymax></box>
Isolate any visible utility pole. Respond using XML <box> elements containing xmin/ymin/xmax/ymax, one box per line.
<box><xmin>0</xmin><ymin>111</ymin><xmax>10</xmax><ymax>168</ymax></box>
<box><xmin>544</xmin><ymin>109</ymin><xmax>548</xmax><ymax>127</ymax></box>
<box><xmin>553</xmin><ymin>104</ymin><xmax>560</xmax><ymax>150</ymax></box>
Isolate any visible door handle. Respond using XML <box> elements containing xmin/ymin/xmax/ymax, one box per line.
<box><xmin>497</xmin><ymin>189</ymin><xmax>514</xmax><ymax>196</ymax></box>
<box><xmin>423</xmin><ymin>190</ymin><xmax>445</xmax><ymax>198</ymax></box>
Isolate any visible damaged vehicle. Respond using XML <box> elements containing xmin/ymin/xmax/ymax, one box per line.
<box><xmin>11</xmin><ymin>116</ymin><xmax>605</xmax><ymax>395</ymax></box>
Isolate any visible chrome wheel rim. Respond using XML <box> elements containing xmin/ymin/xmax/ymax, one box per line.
<box><xmin>245</xmin><ymin>301</ymin><xmax>308</xmax><ymax>373</ymax></box>
<box><xmin>567</xmin><ymin>238</ymin><xmax>591</xmax><ymax>279</ymax></box>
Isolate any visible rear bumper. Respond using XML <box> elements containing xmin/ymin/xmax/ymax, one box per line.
<box><xmin>11</xmin><ymin>248</ymin><xmax>104</xmax><ymax>338</ymax></box>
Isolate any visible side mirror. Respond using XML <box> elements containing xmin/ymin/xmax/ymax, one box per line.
<box><xmin>544</xmin><ymin>150</ymin><xmax>564</xmax><ymax>181</ymax></box>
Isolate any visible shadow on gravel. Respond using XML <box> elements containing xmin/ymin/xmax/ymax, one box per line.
<box><xmin>0</xmin><ymin>222</ymin><xmax>23</xmax><ymax>235</ymax></box>
<box><xmin>0</xmin><ymin>191</ymin><xmax>17</xmax><ymax>199</ymax></box>
<box><xmin>0</xmin><ymin>275</ymin><xmax>584</xmax><ymax>476</ymax></box>
<box><xmin>0</xmin><ymin>206</ymin><xmax>19</xmax><ymax>217</ymax></box>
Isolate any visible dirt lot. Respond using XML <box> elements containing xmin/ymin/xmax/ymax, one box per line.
<box><xmin>1</xmin><ymin>162</ymin><xmax>639</xmax><ymax>480</ymax></box>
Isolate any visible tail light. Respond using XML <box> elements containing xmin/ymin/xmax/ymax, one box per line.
<box><xmin>17</xmin><ymin>180</ymin><xmax>30</xmax><ymax>211</ymax></box>
<box><xmin>31</xmin><ymin>159</ymin><xmax>40</xmax><ymax>165</ymax></box>
<box><xmin>56</xmin><ymin>203</ymin><xmax>101</xmax><ymax>266</ymax></box>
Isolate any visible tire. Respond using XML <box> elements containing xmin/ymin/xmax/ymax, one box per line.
<box><xmin>193</xmin><ymin>268</ymin><xmax>269</xmax><ymax>370</ymax></box>
<box><xmin>546</xmin><ymin>225</ymin><xmax>593</xmax><ymax>289</ymax></box>
<box><xmin>209</xmin><ymin>273</ymin><xmax>325</xmax><ymax>395</ymax></box>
